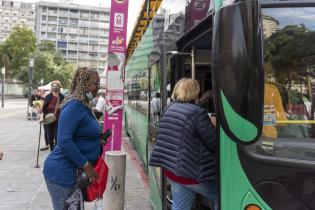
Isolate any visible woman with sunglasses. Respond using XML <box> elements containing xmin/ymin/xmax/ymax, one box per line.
<box><xmin>43</xmin><ymin>67</ymin><xmax>101</xmax><ymax>210</ymax></box>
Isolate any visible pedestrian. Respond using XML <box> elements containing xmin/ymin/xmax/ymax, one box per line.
<box><xmin>43</xmin><ymin>67</ymin><xmax>101</xmax><ymax>210</ymax></box>
<box><xmin>31</xmin><ymin>89</ymin><xmax>42</xmax><ymax>120</ymax></box>
<box><xmin>40</xmin><ymin>81</ymin><xmax>64</xmax><ymax>151</ymax></box>
<box><xmin>149</xmin><ymin>78</ymin><xmax>218</xmax><ymax>210</ymax></box>
<box><xmin>40</xmin><ymin>90</ymin><xmax>51</xmax><ymax>151</ymax></box>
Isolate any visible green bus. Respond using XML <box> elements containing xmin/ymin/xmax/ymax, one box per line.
<box><xmin>124</xmin><ymin>0</ymin><xmax>315</xmax><ymax>209</ymax></box>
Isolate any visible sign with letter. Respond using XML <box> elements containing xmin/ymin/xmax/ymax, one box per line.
<box><xmin>104</xmin><ymin>0</ymin><xmax>129</xmax><ymax>152</ymax></box>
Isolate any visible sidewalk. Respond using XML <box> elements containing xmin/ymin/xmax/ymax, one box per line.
<box><xmin>0</xmin><ymin>99</ymin><xmax>151</xmax><ymax>210</ymax></box>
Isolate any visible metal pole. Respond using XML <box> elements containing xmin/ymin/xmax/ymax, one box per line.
<box><xmin>161</xmin><ymin>38</ymin><xmax>168</xmax><ymax>210</ymax></box>
<box><xmin>191</xmin><ymin>46</ymin><xmax>195</xmax><ymax>80</ymax></box>
<box><xmin>1</xmin><ymin>71</ymin><xmax>4</xmax><ymax>108</ymax></box>
<box><xmin>27</xmin><ymin>67</ymin><xmax>31</xmax><ymax>119</ymax></box>
<box><xmin>34</xmin><ymin>122</ymin><xmax>42</xmax><ymax>168</ymax></box>
<box><xmin>27</xmin><ymin>58</ymin><xmax>34</xmax><ymax>119</ymax></box>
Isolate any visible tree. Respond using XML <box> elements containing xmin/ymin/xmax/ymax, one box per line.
<box><xmin>264</xmin><ymin>24</ymin><xmax>315</xmax><ymax>102</ymax></box>
<box><xmin>37</xmin><ymin>40</ymin><xmax>55</xmax><ymax>53</ymax></box>
<box><xmin>2</xmin><ymin>26</ymin><xmax>36</xmax><ymax>78</ymax></box>
<box><xmin>17</xmin><ymin>41</ymin><xmax>75</xmax><ymax>89</ymax></box>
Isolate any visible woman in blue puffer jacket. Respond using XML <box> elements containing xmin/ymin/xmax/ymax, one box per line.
<box><xmin>150</xmin><ymin>78</ymin><xmax>217</xmax><ymax>210</ymax></box>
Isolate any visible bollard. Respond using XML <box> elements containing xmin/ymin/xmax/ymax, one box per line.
<box><xmin>103</xmin><ymin>151</ymin><xmax>126</xmax><ymax>210</ymax></box>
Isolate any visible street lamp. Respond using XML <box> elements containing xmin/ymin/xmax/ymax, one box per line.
<box><xmin>27</xmin><ymin>58</ymin><xmax>34</xmax><ymax>119</ymax></box>
<box><xmin>1</xmin><ymin>67</ymin><xmax>5</xmax><ymax>108</ymax></box>
<box><xmin>166</xmin><ymin>46</ymin><xmax>196</xmax><ymax>80</ymax></box>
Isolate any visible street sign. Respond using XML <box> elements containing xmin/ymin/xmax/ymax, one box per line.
<box><xmin>1</xmin><ymin>67</ymin><xmax>5</xmax><ymax>75</ymax></box>
<box><xmin>29</xmin><ymin>58</ymin><xmax>34</xmax><ymax>68</ymax></box>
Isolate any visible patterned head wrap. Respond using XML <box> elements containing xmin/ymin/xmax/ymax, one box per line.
<box><xmin>63</xmin><ymin>67</ymin><xmax>99</xmax><ymax>109</ymax></box>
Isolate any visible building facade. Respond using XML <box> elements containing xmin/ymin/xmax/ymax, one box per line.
<box><xmin>0</xmin><ymin>0</ymin><xmax>36</xmax><ymax>42</ymax></box>
<box><xmin>35</xmin><ymin>1</ymin><xmax>110</xmax><ymax>75</ymax></box>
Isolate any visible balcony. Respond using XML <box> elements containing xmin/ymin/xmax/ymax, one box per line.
<box><xmin>70</xmin><ymin>13</ymin><xmax>79</xmax><ymax>18</ymax></box>
<box><xmin>68</xmin><ymin>46</ymin><xmax>78</xmax><ymax>51</ymax></box>
<box><xmin>59</xmin><ymin>11</ymin><xmax>68</xmax><ymax>17</ymax></box>
<box><xmin>68</xmin><ymin>54</ymin><xmax>77</xmax><ymax>59</ymax></box>
<box><xmin>48</xmin><ymin>10</ymin><xmax>57</xmax><ymax>16</ymax></box>
<box><xmin>80</xmin><ymin>13</ymin><xmax>89</xmax><ymax>19</ymax></box>
<box><xmin>47</xmin><ymin>21</ymin><xmax>57</xmax><ymax>25</ymax></box>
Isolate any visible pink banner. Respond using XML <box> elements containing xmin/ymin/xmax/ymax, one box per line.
<box><xmin>108</xmin><ymin>0</ymin><xmax>129</xmax><ymax>53</ymax></box>
<box><xmin>104</xmin><ymin>0</ymin><xmax>129</xmax><ymax>152</ymax></box>
<box><xmin>185</xmin><ymin>0</ymin><xmax>210</xmax><ymax>32</ymax></box>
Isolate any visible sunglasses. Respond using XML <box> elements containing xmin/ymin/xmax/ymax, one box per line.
<box><xmin>92</xmin><ymin>81</ymin><xmax>100</xmax><ymax>86</ymax></box>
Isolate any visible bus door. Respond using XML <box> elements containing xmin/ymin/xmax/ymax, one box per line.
<box><xmin>165</xmin><ymin>14</ymin><xmax>215</xmax><ymax>210</ymax></box>
<box><xmin>213</xmin><ymin>0</ymin><xmax>315</xmax><ymax>209</ymax></box>
<box><xmin>147</xmin><ymin>60</ymin><xmax>166</xmax><ymax>209</ymax></box>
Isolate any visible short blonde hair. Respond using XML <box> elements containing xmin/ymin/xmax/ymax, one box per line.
<box><xmin>51</xmin><ymin>80</ymin><xmax>61</xmax><ymax>88</ymax></box>
<box><xmin>171</xmin><ymin>78</ymin><xmax>200</xmax><ymax>102</ymax></box>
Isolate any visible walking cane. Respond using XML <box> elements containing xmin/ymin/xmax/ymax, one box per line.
<box><xmin>34</xmin><ymin>122</ymin><xmax>42</xmax><ymax>168</ymax></box>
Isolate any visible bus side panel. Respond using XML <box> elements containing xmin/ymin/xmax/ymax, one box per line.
<box><xmin>124</xmin><ymin>105</ymin><xmax>148</xmax><ymax>166</ymax></box>
<box><xmin>125</xmin><ymin>107</ymin><xmax>162</xmax><ymax>210</ymax></box>
<box><xmin>149</xmin><ymin>166</ymin><xmax>163</xmax><ymax>210</ymax></box>
<box><xmin>220</xmin><ymin>127</ymin><xmax>271</xmax><ymax>210</ymax></box>
<box><xmin>135</xmin><ymin>110</ymin><xmax>149</xmax><ymax>167</ymax></box>
<box><xmin>125</xmin><ymin>106</ymin><xmax>136</xmax><ymax>142</ymax></box>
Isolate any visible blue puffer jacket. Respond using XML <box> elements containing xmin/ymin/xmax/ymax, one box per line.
<box><xmin>149</xmin><ymin>101</ymin><xmax>216</xmax><ymax>182</ymax></box>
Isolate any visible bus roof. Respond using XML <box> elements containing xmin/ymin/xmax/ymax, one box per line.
<box><xmin>126</xmin><ymin>0</ymin><xmax>162</xmax><ymax>63</ymax></box>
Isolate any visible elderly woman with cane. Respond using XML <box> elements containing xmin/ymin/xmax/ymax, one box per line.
<box><xmin>43</xmin><ymin>67</ymin><xmax>102</xmax><ymax>210</ymax></box>
<box><xmin>40</xmin><ymin>81</ymin><xmax>64</xmax><ymax>151</ymax></box>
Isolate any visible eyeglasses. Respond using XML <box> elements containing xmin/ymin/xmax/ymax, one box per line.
<box><xmin>92</xmin><ymin>81</ymin><xmax>100</xmax><ymax>86</ymax></box>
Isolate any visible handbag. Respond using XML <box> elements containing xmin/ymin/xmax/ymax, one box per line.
<box><xmin>43</xmin><ymin>113</ymin><xmax>57</xmax><ymax>125</ymax></box>
<box><xmin>85</xmin><ymin>157</ymin><xmax>109</xmax><ymax>202</ymax></box>
<box><xmin>43</xmin><ymin>96</ymin><xmax>60</xmax><ymax>125</ymax></box>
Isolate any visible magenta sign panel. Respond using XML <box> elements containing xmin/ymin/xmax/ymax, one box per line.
<box><xmin>104</xmin><ymin>0</ymin><xmax>129</xmax><ymax>152</ymax></box>
<box><xmin>185</xmin><ymin>0</ymin><xmax>210</xmax><ymax>32</ymax></box>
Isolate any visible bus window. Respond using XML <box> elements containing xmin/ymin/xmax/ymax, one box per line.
<box><xmin>150</xmin><ymin>62</ymin><xmax>161</xmax><ymax>127</ymax></box>
<box><xmin>137</xmin><ymin>71</ymin><xmax>149</xmax><ymax>116</ymax></box>
<box><xmin>128</xmin><ymin>76</ymin><xmax>139</xmax><ymax>110</ymax></box>
<box><xmin>252</xmin><ymin>7</ymin><xmax>315</xmax><ymax>161</ymax></box>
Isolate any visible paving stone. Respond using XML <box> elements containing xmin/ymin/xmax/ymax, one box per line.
<box><xmin>0</xmin><ymin>99</ymin><xmax>151</xmax><ymax>210</ymax></box>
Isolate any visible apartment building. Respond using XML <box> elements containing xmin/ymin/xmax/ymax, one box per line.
<box><xmin>36</xmin><ymin>1</ymin><xmax>110</xmax><ymax>75</ymax></box>
<box><xmin>0</xmin><ymin>0</ymin><xmax>36</xmax><ymax>42</ymax></box>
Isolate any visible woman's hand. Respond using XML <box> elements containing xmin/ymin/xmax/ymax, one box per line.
<box><xmin>39</xmin><ymin>113</ymin><xmax>44</xmax><ymax>123</ymax></box>
<box><xmin>210</xmin><ymin>116</ymin><xmax>217</xmax><ymax>127</ymax></box>
<box><xmin>83</xmin><ymin>161</ymin><xmax>99</xmax><ymax>183</ymax></box>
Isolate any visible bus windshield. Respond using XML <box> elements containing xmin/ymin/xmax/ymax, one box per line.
<box><xmin>258</xmin><ymin>6</ymin><xmax>315</xmax><ymax>161</ymax></box>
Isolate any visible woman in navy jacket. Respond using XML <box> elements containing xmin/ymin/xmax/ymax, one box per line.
<box><xmin>150</xmin><ymin>78</ymin><xmax>217</xmax><ymax>210</ymax></box>
<box><xmin>44</xmin><ymin>67</ymin><xmax>100</xmax><ymax>210</ymax></box>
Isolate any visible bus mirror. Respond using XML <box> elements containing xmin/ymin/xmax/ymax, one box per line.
<box><xmin>212</xmin><ymin>0</ymin><xmax>264</xmax><ymax>144</ymax></box>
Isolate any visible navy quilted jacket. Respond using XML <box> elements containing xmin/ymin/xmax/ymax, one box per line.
<box><xmin>149</xmin><ymin>101</ymin><xmax>217</xmax><ymax>182</ymax></box>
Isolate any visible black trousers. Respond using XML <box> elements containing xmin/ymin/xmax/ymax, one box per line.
<box><xmin>44</xmin><ymin>125</ymin><xmax>49</xmax><ymax>146</ymax></box>
<box><xmin>45</xmin><ymin>121</ymin><xmax>58</xmax><ymax>151</ymax></box>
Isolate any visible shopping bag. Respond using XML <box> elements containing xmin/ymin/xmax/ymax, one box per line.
<box><xmin>86</xmin><ymin>157</ymin><xmax>109</xmax><ymax>202</ymax></box>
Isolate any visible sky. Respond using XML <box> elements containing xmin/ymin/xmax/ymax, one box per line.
<box><xmin>12</xmin><ymin>0</ymin><xmax>144</xmax><ymax>42</ymax></box>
